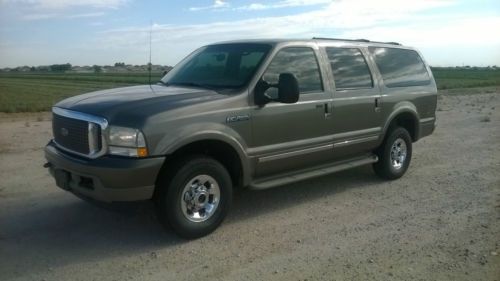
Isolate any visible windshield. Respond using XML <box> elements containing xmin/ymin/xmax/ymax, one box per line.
<box><xmin>161</xmin><ymin>43</ymin><xmax>272</xmax><ymax>90</ymax></box>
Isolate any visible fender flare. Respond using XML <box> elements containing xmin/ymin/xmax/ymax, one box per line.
<box><xmin>382</xmin><ymin>103</ymin><xmax>420</xmax><ymax>141</ymax></box>
<box><xmin>156</xmin><ymin>127</ymin><xmax>251</xmax><ymax>186</ymax></box>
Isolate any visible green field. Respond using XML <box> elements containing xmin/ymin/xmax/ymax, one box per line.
<box><xmin>0</xmin><ymin>68</ymin><xmax>499</xmax><ymax>112</ymax></box>
<box><xmin>431</xmin><ymin>67</ymin><xmax>500</xmax><ymax>90</ymax></box>
<box><xmin>0</xmin><ymin>73</ymin><xmax>163</xmax><ymax>112</ymax></box>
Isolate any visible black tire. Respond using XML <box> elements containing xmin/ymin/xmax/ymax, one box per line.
<box><xmin>155</xmin><ymin>156</ymin><xmax>232</xmax><ymax>239</ymax></box>
<box><xmin>373</xmin><ymin>127</ymin><xmax>412</xmax><ymax>180</ymax></box>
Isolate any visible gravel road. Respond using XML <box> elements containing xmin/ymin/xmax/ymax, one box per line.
<box><xmin>0</xmin><ymin>90</ymin><xmax>499</xmax><ymax>281</ymax></box>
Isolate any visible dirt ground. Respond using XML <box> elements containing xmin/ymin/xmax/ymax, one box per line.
<box><xmin>0</xmin><ymin>89</ymin><xmax>499</xmax><ymax>281</ymax></box>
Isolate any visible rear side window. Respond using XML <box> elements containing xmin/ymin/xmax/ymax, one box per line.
<box><xmin>263</xmin><ymin>47</ymin><xmax>323</xmax><ymax>94</ymax></box>
<box><xmin>326</xmin><ymin>47</ymin><xmax>373</xmax><ymax>90</ymax></box>
<box><xmin>369</xmin><ymin>47</ymin><xmax>430</xmax><ymax>88</ymax></box>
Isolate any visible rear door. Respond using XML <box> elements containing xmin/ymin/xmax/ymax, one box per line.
<box><xmin>322</xmin><ymin>46</ymin><xmax>383</xmax><ymax>158</ymax></box>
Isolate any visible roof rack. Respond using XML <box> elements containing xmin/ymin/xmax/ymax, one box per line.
<box><xmin>312</xmin><ymin>37</ymin><xmax>401</xmax><ymax>46</ymax></box>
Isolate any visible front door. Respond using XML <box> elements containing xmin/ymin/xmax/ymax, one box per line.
<box><xmin>249</xmin><ymin>46</ymin><xmax>333</xmax><ymax>178</ymax></box>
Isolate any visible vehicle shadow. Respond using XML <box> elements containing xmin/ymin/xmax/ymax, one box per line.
<box><xmin>229</xmin><ymin>165</ymin><xmax>383</xmax><ymax>222</ymax></box>
<box><xmin>0</xmin><ymin>165</ymin><xmax>382</xmax><ymax>278</ymax></box>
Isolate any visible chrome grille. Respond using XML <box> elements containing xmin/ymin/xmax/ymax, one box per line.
<box><xmin>51</xmin><ymin>107</ymin><xmax>108</xmax><ymax>158</ymax></box>
<box><xmin>53</xmin><ymin>114</ymin><xmax>91</xmax><ymax>154</ymax></box>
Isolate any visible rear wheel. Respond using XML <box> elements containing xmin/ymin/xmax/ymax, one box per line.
<box><xmin>373</xmin><ymin>127</ymin><xmax>412</xmax><ymax>180</ymax></box>
<box><xmin>156</xmin><ymin>156</ymin><xmax>232</xmax><ymax>239</ymax></box>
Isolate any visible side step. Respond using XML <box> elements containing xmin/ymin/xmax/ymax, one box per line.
<box><xmin>249</xmin><ymin>154</ymin><xmax>378</xmax><ymax>190</ymax></box>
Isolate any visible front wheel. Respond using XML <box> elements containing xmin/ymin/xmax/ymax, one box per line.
<box><xmin>155</xmin><ymin>156</ymin><xmax>232</xmax><ymax>239</ymax></box>
<box><xmin>373</xmin><ymin>127</ymin><xmax>412</xmax><ymax>180</ymax></box>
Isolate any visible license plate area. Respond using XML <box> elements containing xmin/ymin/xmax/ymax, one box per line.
<box><xmin>54</xmin><ymin>169</ymin><xmax>71</xmax><ymax>190</ymax></box>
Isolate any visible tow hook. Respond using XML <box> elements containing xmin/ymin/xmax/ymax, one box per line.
<box><xmin>43</xmin><ymin>162</ymin><xmax>52</xmax><ymax>168</ymax></box>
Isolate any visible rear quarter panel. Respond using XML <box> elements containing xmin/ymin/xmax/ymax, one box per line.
<box><xmin>367</xmin><ymin>47</ymin><xmax>438</xmax><ymax>141</ymax></box>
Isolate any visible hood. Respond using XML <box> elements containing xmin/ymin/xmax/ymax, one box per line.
<box><xmin>54</xmin><ymin>84</ymin><xmax>229</xmax><ymax>120</ymax></box>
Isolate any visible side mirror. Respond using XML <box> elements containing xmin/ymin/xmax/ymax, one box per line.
<box><xmin>277</xmin><ymin>73</ymin><xmax>299</xmax><ymax>104</ymax></box>
<box><xmin>255</xmin><ymin>73</ymin><xmax>299</xmax><ymax>105</ymax></box>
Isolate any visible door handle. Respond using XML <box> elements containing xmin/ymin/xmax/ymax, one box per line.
<box><xmin>315</xmin><ymin>103</ymin><xmax>332</xmax><ymax>118</ymax></box>
<box><xmin>374</xmin><ymin>98</ymin><xmax>381</xmax><ymax>112</ymax></box>
<box><xmin>324</xmin><ymin>103</ymin><xmax>332</xmax><ymax>118</ymax></box>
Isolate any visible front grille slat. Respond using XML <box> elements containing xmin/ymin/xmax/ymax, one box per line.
<box><xmin>53</xmin><ymin>113</ymin><xmax>101</xmax><ymax>155</ymax></box>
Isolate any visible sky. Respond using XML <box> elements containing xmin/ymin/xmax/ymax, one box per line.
<box><xmin>0</xmin><ymin>0</ymin><xmax>499</xmax><ymax>68</ymax></box>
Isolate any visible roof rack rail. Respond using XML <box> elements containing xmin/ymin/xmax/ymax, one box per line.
<box><xmin>312</xmin><ymin>37</ymin><xmax>401</xmax><ymax>46</ymax></box>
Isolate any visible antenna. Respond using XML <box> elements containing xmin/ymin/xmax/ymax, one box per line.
<box><xmin>148</xmin><ymin>20</ymin><xmax>152</xmax><ymax>86</ymax></box>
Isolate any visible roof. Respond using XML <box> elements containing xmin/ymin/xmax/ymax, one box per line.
<box><xmin>213</xmin><ymin>37</ymin><xmax>405</xmax><ymax>48</ymax></box>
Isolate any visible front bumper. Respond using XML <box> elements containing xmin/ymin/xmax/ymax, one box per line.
<box><xmin>45</xmin><ymin>141</ymin><xmax>164</xmax><ymax>202</ymax></box>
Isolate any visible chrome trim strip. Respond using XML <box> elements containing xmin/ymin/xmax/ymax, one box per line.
<box><xmin>251</xmin><ymin>154</ymin><xmax>378</xmax><ymax>190</ymax></box>
<box><xmin>52</xmin><ymin>139</ymin><xmax>97</xmax><ymax>159</ymax></box>
<box><xmin>248</xmin><ymin>127</ymin><xmax>381</xmax><ymax>157</ymax></box>
<box><xmin>88</xmin><ymin>123</ymin><xmax>99</xmax><ymax>155</ymax></box>
<box><xmin>52</xmin><ymin>107</ymin><xmax>108</xmax><ymax>159</ymax></box>
<box><xmin>333</xmin><ymin>135</ymin><xmax>379</xmax><ymax>148</ymax></box>
<box><xmin>420</xmin><ymin>117</ymin><xmax>435</xmax><ymax>123</ymax></box>
<box><xmin>258</xmin><ymin>144</ymin><xmax>333</xmax><ymax>163</ymax></box>
<box><xmin>52</xmin><ymin>107</ymin><xmax>108</xmax><ymax>128</ymax></box>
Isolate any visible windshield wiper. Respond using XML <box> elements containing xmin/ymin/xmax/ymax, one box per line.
<box><xmin>157</xmin><ymin>80</ymin><xmax>168</xmax><ymax>86</ymax></box>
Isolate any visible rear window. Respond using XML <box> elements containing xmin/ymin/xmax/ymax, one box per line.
<box><xmin>369</xmin><ymin>47</ymin><xmax>431</xmax><ymax>88</ymax></box>
<box><xmin>326</xmin><ymin>47</ymin><xmax>373</xmax><ymax>90</ymax></box>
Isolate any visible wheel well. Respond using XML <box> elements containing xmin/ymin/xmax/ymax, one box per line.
<box><xmin>388</xmin><ymin>112</ymin><xmax>418</xmax><ymax>141</ymax></box>
<box><xmin>156</xmin><ymin>140</ymin><xmax>243</xmax><ymax>190</ymax></box>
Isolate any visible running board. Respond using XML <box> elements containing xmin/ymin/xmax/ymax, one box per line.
<box><xmin>249</xmin><ymin>154</ymin><xmax>378</xmax><ymax>190</ymax></box>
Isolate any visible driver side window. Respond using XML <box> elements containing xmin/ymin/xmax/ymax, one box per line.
<box><xmin>263</xmin><ymin>47</ymin><xmax>323</xmax><ymax>97</ymax></box>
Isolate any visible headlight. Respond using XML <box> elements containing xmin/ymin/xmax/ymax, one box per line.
<box><xmin>108</xmin><ymin>126</ymin><xmax>148</xmax><ymax>157</ymax></box>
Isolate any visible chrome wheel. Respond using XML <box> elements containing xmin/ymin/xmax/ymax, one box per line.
<box><xmin>180</xmin><ymin>175</ymin><xmax>220</xmax><ymax>222</ymax></box>
<box><xmin>390</xmin><ymin>138</ymin><xmax>407</xmax><ymax>170</ymax></box>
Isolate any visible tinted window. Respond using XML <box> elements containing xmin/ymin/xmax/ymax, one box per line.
<box><xmin>370</xmin><ymin>47</ymin><xmax>430</xmax><ymax>88</ymax></box>
<box><xmin>263</xmin><ymin>47</ymin><xmax>323</xmax><ymax>95</ymax></box>
<box><xmin>326</xmin><ymin>47</ymin><xmax>373</xmax><ymax>90</ymax></box>
<box><xmin>162</xmin><ymin>43</ymin><xmax>271</xmax><ymax>89</ymax></box>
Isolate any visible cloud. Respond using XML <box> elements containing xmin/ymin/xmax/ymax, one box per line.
<box><xmin>340</xmin><ymin>16</ymin><xmax>500</xmax><ymax>47</ymax></box>
<box><xmin>2</xmin><ymin>0</ymin><xmax>497</xmax><ymax>67</ymax></box>
<box><xmin>87</xmin><ymin>0</ymin><xmax>500</xmax><ymax>67</ymax></box>
<box><xmin>66</xmin><ymin>12</ymin><xmax>106</xmax><ymax>19</ymax></box>
<box><xmin>236</xmin><ymin>0</ymin><xmax>332</xmax><ymax>10</ymax></box>
<box><xmin>102</xmin><ymin>0</ymin><xmax>459</xmax><ymax>45</ymax></box>
<box><xmin>89</xmin><ymin>21</ymin><xmax>104</xmax><ymax>26</ymax></box>
<box><xmin>21</xmin><ymin>13</ymin><xmax>59</xmax><ymax>20</ymax></box>
<box><xmin>2</xmin><ymin>0</ymin><xmax>128</xmax><ymax>9</ymax></box>
<box><xmin>189</xmin><ymin>0</ymin><xmax>229</xmax><ymax>11</ymax></box>
<box><xmin>21</xmin><ymin>11</ymin><xmax>106</xmax><ymax>20</ymax></box>
<box><xmin>2</xmin><ymin>0</ymin><xmax>121</xmax><ymax>21</ymax></box>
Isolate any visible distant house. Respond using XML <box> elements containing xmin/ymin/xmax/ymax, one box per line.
<box><xmin>1</xmin><ymin>64</ymin><xmax>173</xmax><ymax>73</ymax></box>
<box><xmin>17</xmin><ymin>66</ymin><xmax>31</xmax><ymax>72</ymax></box>
<box><xmin>70</xmin><ymin>66</ymin><xmax>93</xmax><ymax>73</ymax></box>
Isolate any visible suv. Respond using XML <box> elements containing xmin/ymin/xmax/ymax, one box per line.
<box><xmin>45</xmin><ymin>38</ymin><xmax>437</xmax><ymax>238</ymax></box>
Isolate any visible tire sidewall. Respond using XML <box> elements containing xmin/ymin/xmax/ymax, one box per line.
<box><xmin>162</xmin><ymin>157</ymin><xmax>232</xmax><ymax>238</ymax></box>
<box><xmin>384</xmin><ymin>128</ymin><xmax>412</xmax><ymax>177</ymax></box>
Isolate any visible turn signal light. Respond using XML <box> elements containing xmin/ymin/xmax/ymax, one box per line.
<box><xmin>137</xmin><ymin>147</ymin><xmax>148</xmax><ymax>157</ymax></box>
